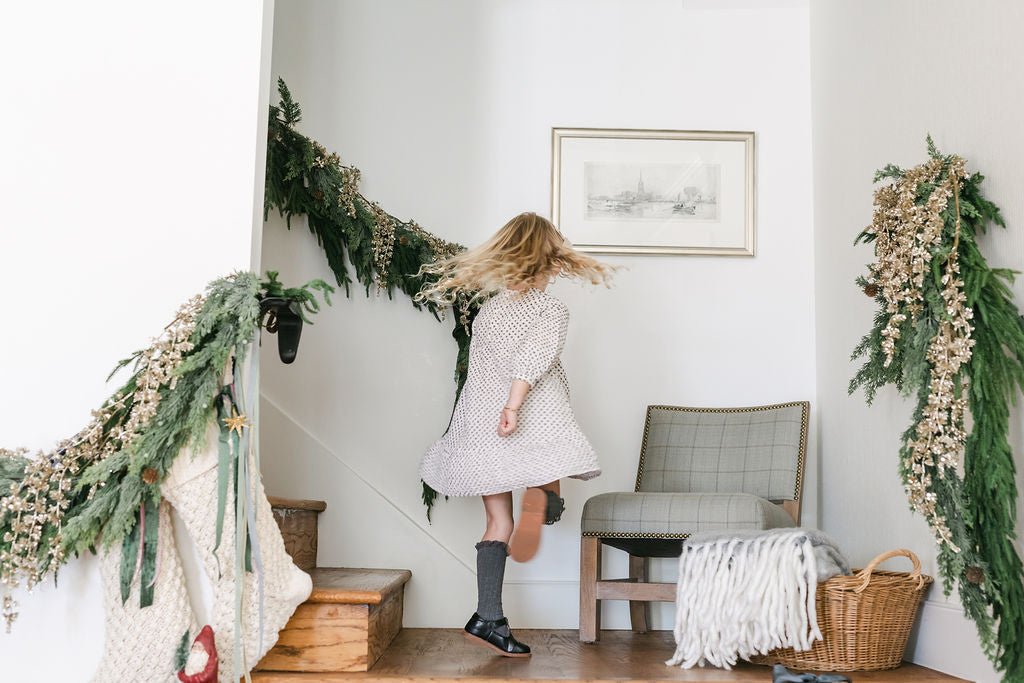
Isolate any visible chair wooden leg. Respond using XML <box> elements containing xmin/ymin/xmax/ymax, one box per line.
<box><xmin>628</xmin><ymin>554</ymin><xmax>650</xmax><ymax>634</ymax></box>
<box><xmin>579</xmin><ymin>536</ymin><xmax>602</xmax><ymax>643</ymax></box>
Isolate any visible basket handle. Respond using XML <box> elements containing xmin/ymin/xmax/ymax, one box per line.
<box><xmin>854</xmin><ymin>548</ymin><xmax>926</xmax><ymax>593</ymax></box>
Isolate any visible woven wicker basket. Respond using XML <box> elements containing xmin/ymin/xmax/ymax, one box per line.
<box><xmin>754</xmin><ymin>548</ymin><xmax>933</xmax><ymax>671</ymax></box>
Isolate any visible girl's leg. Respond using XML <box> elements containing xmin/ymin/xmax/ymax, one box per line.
<box><xmin>477</xmin><ymin>492</ymin><xmax>512</xmax><ymax>623</ymax></box>
<box><xmin>481</xmin><ymin>492</ymin><xmax>514</xmax><ymax>543</ymax></box>
<box><xmin>467</xmin><ymin>492</ymin><xmax>530</xmax><ymax>656</ymax></box>
<box><xmin>537</xmin><ymin>480</ymin><xmax>560</xmax><ymax>496</ymax></box>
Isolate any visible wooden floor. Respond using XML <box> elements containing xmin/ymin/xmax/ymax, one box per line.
<box><xmin>251</xmin><ymin>629</ymin><xmax>967</xmax><ymax>683</ymax></box>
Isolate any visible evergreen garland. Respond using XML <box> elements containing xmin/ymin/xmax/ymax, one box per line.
<box><xmin>0</xmin><ymin>271</ymin><xmax>331</xmax><ymax>631</ymax></box>
<box><xmin>0</xmin><ymin>454</ymin><xmax>27</xmax><ymax>501</ymax></box>
<box><xmin>850</xmin><ymin>139</ymin><xmax>1024</xmax><ymax>681</ymax></box>
<box><xmin>62</xmin><ymin>273</ymin><xmax>263</xmax><ymax>555</ymax></box>
<box><xmin>264</xmin><ymin>79</ymin><xmax>475</xmax><ymax>515</ymax></box>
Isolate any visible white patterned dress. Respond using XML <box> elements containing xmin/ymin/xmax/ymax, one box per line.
<box><xmin>420</xmin><ymin>288</ymin><xmax>601</xmax><ymax>497</ymax></box>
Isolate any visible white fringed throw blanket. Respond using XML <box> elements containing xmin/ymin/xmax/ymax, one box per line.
<box><xmin>667</xmin><ymin>528</ymin><xmax>849</xmax><ymax>670</ymax></box>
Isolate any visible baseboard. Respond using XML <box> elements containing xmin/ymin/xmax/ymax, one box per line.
<box><xmin>907</xmin><ymin>599</ymin><xmax>997</xmax><ymax>683</ymax></box>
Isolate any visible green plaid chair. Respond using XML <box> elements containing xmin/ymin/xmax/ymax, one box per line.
<box><xmin>578</xmin><ymin>401</ymin><xmax>809</xmax><ymax>642</ymax></box>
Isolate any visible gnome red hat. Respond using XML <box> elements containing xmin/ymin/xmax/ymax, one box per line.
<box><xmin>178</xmin><ymin>625</ymin><xmax>218</xmax><ymax>683</ymax></box>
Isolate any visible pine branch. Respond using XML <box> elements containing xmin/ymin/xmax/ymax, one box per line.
<box><xmin>276</xmin><ymin>77</ymin><xmax>302</xmax><ymax>125</ymax></box>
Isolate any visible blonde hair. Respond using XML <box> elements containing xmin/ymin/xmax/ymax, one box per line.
<box><xmin>416</xmin><ymin>212</ymin><xmax>614</xmax><ymax>305</ymax></box>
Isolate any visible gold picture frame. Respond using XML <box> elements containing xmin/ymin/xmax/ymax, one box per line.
<box><xmin>551</xmin><ymin>127</ymin><xmax>756</xmax><ymax>256</ymax></box>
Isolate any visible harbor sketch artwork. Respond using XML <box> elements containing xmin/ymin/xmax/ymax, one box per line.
<box><xmin>552</xmin><ymin>128</ymin><xmax>754</xmax><ymax>255</ymax></box>
<box><xmin>584</xmin><ymin>163</ymin><xmax>720</xmax><ymax>221</ymax></box>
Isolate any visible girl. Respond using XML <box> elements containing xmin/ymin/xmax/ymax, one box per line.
<box><xmin>417</xmin><ymin>212</ymin><xmax>613</xmax><ymax>657</ymax></box>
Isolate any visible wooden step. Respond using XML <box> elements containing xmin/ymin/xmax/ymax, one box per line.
<box><xmin>269</xmin><ymin>496</ymin><xmax>327</xmax><ymax>572</ymax></box>
<box><xmin>257</xmin><ymin>567</ymin><xmax>412</xmax><ymax>674</ymax></box>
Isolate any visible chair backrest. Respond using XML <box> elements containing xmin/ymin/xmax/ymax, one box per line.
<box><xmin>635</xmin><ymin>402</ymin><xmax>809</xmax><ymax>509</ymax></box>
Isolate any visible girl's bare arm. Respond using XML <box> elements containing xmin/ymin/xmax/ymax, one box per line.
<box><xmin>498</xmin><ymin>379</ymin><xmax>531</xmax><ymax>436</ymax></box>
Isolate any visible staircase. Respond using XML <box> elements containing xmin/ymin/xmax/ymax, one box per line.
<box><xmin>254</xmin><ymin>497</ymin><xmax>411</xmax><ymax>676</ymax></box>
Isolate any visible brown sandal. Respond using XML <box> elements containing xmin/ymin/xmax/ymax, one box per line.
<box><xmin>509</xmin><ymin>488</ymin><xmax>547</xmax><ymax>562</ymax></box>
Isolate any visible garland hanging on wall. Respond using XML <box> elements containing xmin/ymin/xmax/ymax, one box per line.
<box><xmin>264</xmin><ymin>79</ymin><xmax>474</xmax><ymax>515</ymax></box>
<box><xmin>850</xmin><ymin>138</ymin><xmax>1024</xmax><ymax>681</ymax></box>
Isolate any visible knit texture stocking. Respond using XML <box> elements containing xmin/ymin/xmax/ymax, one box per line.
<box><xmin>160</xmin><ymin>434</ymin><xmax>311</xmax><ymax>682</ymax></box>
<box><xmin>475</xmin><ymin>540</ymin><xmax>509</xmax><ymax>633</ymax></box>
<box><xmin>92</xmin><ymin>501</ymin><xmax>195</xmax><ymax>683</ymax></box>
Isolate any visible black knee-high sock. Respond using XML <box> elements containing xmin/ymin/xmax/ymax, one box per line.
<box><xmin>475</xmin><ymin>540</ymin><xmax>508</xmax><ymax>623</ymax></box>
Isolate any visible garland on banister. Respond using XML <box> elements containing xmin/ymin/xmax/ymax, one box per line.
<box><xmin>850</xmin><ymin>138</ymin><xmax>1024</xmax><ymax>681</ymax></box>
<box><xmin>264</xmin><ymin>79</ymin><xmax>473</xmax><ymax>516</ymax></box>
<box><xmin>0</xmin><ymin>272</ymin><xmax>332</xmax><ymax>632</ymax></box>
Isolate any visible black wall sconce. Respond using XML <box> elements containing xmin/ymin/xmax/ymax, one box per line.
<box><xmin>259</xmin><ymin>296</ymin><xmax>304</xmax><ymax>364</ymax></box>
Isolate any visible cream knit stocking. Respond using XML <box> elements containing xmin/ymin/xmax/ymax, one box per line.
<box><xmin>92</xmin><ymin>427</ymin><xmax>310</xmax><ymax>683</ymax></box>
<box><xmin>92</xmin><ymin>501</ymin><xmax>195</xmax><ymax>683</ymax></box>
<box><xmin>160</xmin><ymin>439</ymin><xmax>311</xmax><ymax>683</ymax></box>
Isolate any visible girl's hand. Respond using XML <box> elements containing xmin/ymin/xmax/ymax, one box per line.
<box><xmin>498</xmin><ymin>407</ymin><xmax>518</xmax><ymax>436</ymax></box>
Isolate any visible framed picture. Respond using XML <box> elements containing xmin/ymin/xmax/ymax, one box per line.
<box><xmin>551</xmin><ymin>128</ymin><xmax>755</xmax><ymax>256</ymax></box>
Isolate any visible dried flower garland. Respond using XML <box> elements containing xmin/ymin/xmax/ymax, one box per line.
<box><xmin>851</xmin><ymin>139</ymin><xmax>1024</xmax><ymax>680</ymax></box>
<box><xmin>1</xmin><ymin>293</ymin><xmax>202</xmax><ymax>631</ymax></box>
<box><xmin>0</xmin><ymin>272</ymin><xmax>331</xmax><ymax>632</ymax></box>
<box><xmin>264</xmin><ymin>79</ymin><xmax>473</xmax><ymax>515</ymax></box>
<box><xmin>863</xmin><ymin>156</ymin><xmax>972</xmax><ymax>549</ymax></box>
<box><xmin>368</xmin><ymin>201</ymin><xmax>398</xmax><ymax>287</ymax></box>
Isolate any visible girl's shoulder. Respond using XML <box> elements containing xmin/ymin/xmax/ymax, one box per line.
<box><xmin>489</xmin><ymin>288</ymin><xmax>568</xmax><ymax>319</ymax></box>
<box><xmin>501</xmin><ymin>287</ymin><xmax>565</xmax><ymax>307</ymax></box>
<box><xmin>525</xmin><ymin>289</ymin><xmax>569</xmax><ymax>321</ymax></box>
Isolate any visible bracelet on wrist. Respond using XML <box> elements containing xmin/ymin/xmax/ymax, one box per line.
<box><xmin>503</xmin><ymin>406</ymin><xmax>519</xmax><ymax>412</ymax></box>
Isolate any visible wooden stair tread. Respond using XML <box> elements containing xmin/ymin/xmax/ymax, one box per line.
<box><xmin>268</xmin><ymin>496</ymin><xmax>328</xmax><ymax>512</ymax></box>
<box><xmin>256</xmin><ymin>567</ymin><xmax>411</xmax><ymax>673</ymax></box>
<box><xmin>308</xmin><ymin>567</ymin><xmax>412</xmax><ymax>605</ymax></box>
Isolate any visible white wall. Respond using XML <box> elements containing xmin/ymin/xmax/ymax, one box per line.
<box><xmin>262</xmin><ymin>0</ymin><xmax>815</xmax><ymax>631</ymax></box>
<box><xmin>0</xmin><ymin>2</ymin><xmax>274</xmax><ymax>680</ymax></box>
<box><xmin>811</xmin><ymin>2</ymin><xmax>1024</xmax><ymax>681</ymax></box>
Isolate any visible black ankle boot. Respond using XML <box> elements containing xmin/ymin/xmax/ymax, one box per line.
<box><xmin>464</xmin><ymin>613</ymin><xmax>531</xmax><ymax>657</ymax></box>
<box><xmin>543</xmin><ymin>490</ymin><xmax>565</xmax><ymax>525</ymax></box>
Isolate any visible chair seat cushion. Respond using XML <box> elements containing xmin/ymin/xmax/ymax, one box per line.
<box><xmin>580</xmin><ymin>491</ymin><xmax>794</xmax><ymax>538</ymax></box>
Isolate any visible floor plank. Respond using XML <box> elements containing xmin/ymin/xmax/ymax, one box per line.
<box><xmin>251</xmin><ymin>629</ymin><xmax>967</xmax><ymax>683</ymax></box>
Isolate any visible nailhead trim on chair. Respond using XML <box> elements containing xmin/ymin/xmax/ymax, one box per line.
<box><xmin>633</xmin><ymin>401</ymin><xmax>810</xmax><ymax>504</ymax></box>
<box><xmin>580</xmin><ymin>531</ymin><xmax>691</xmax><ymax>539</ymax></box>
